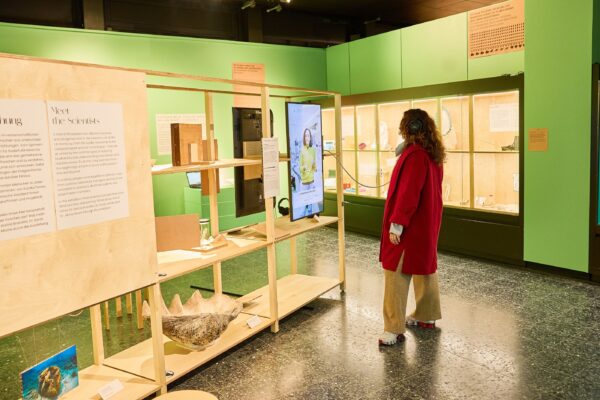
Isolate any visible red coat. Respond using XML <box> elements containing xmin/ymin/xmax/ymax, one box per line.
<box><xmin>379</xmin><ymin>144</ymin><xmax>443</xmax><ymax>274</ymax></box>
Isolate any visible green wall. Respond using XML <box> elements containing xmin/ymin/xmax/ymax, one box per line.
<box><xmin>326</xmin><ymin>43</ymin><xmax>350</xmax><ymax>95</ymax></box>
<box><xmin>349</xmin><ymin>30</ymin><xmax>402</xmax><ymax>94</ymax></box>
<box><xmin>595</xmin><ymin>0</ymin><xmax>600</xmax><ymax>225</ymax></box>
<box><xmin>401</xmin><ymin>13</ymin><xmax>467</xmax><ymax>88</ymax></box>
<box><xmin>0</xmin><ymin>23</ymin><xmax>326</xmax><ymax>221</ymax></box>
<box><xmin>524</xmin><ymin>0</ymin><xmax>594</xmax><ymax>271</ymax></box>
<box><xmin>326</xmin><ymin>12</ymin><xmax>524</xmax><ymax>95</ymax></box>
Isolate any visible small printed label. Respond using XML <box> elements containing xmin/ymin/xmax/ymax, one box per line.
<box><xmin>98</xmin><ymin>379</ymin><xmax>124</xmax><ymax>400</ymax></box>
<box><xmin>246</xmin><ymin>315</ymin><xmax>262</xmax><ymax>329</ymax></box>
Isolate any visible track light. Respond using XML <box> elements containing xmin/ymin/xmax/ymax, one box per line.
<box><xmin>241</xmin><ymin>0</ymin><xmax>255</xmax><ymax>10</ymax></box>
<box><xmin>267</xmin><ymin>4</ymin><xmax>282</xmax><ymax>12</ymax></box>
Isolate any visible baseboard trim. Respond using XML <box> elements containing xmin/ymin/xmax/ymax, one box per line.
<box><xmin>524</xmin><ymin>262</ymin><xmax>593</xmax><ymax>282</ymax></box>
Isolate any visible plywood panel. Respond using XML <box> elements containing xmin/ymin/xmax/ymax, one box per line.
<box><xmin>155</xmin><ymin>214</ymin><xmax>200</xmax><ymax>252</ymax></box>
<box><xmin>0</xmin><ymin>56</ymin><xmax>157</xmax><ymax>338</ymax></box>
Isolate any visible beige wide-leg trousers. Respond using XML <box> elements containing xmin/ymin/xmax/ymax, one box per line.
<box><xmin>383</xmin><ymin>255</ymin><xmax>442</xmax><ymax>334</ymax></box>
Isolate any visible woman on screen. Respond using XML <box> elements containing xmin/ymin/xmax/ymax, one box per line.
<box><xmin>300</xmin><ymin>128</ymin><xmax>317</xmax><ymax>191</ymax></box>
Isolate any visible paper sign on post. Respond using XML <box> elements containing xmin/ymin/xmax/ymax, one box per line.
<box><xmin>98</xmin><ymin>379</ymin><xmax>124</xmax><ymax>400</ymax></box>
<box><xmin>261</xmin><ymin>137</ymin><xmax>280</xmax><ymax>198</ymax></box>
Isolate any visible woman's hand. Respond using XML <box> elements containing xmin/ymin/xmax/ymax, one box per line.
<box><xmin>389</xmin><ymin>232</ymin><xmax>400</xmax><ymax>245</ymax></box>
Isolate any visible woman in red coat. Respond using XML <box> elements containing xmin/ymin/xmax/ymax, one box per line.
<box><xmin>379</xmin><ymin>109</ymin><xmax>445</xmax><ymax>346</ymax></box>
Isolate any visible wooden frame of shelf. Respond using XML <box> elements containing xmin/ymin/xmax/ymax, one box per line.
<box><xmin>2</xmin><ymin>52</ymin><xmax>345</xmax><ymax>398</ymax></box>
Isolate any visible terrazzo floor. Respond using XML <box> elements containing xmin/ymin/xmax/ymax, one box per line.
<box><xmin>1</xmin><ymin>227</ymin><xmax>599</xmax><ymax>399</ymax></box>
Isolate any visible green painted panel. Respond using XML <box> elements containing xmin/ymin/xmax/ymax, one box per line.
<box><xmin>468</xmin><ymin>51</ymin><xmax>524</xmax><ymax>80</ymax></box>
<box><xmin>326</xmin><ymin>43</ymin><xmax>350</xmax><ymax>95</ymax></box>
<box><xmin>0</xmin><ymin>23</ymin><xmax>325</xmax><ymax>217</ymax></box>
<box><xmin>349</xmin><ymin>30</ymin><xmax>401</xmax><ymax>94</ymax></box>
<box><xmin>402</xmin><ymin>13</ymin><xmax>468</xmax><ymax>88</ymax></box>
<box><xmin>595</xmin><ymin>0</ymin><xmax>600</xmax><ymax>225</ymax></box>
<box><xmin>524</xmin><ymin>0</ymin><xmax>593</xmax><ymax>271</ymax></box>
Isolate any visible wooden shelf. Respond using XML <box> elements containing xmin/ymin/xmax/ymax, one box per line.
<box><xmin>43</xmin><ymin>365</ymin><xmax>159</xmax><ymax>400</ymax></box>
<box><xmin>103</xmin><ymin>314</ymin><xmax>271</xmax><ymax>383</ymax></box>
<box><xmin>272</xmin><ymin>215</ymin><xmax>338</xmax><ymax>242</ymax></box>
<box><xmin>157</xmin><ymin>238</ymin><xmax>268</xmax><ymax>283</ymax></box>
<box><xmin>238</xmin><ymin>274</ymin><xmax>341</xmax><ymax>319</ymax></box>
<box><xmin>151</xmin><ymin>158</ymin><xmax>262</xmax><ymax>175</ymax></box>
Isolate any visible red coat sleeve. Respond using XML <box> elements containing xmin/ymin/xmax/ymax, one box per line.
<box><xmin>389</xmin><ymin>151</ymin><xmax>429</xmax><ymax>227</ymax></box>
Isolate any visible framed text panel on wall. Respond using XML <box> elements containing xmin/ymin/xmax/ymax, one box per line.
<box><xmin>0</xmin><ymin>55</ymin><xmax>157</xmax><ymax>338</ymax></box>
<box><xmin>468</xmin><ymin>0</ymin><xmax>525</xmax><ymax>59</ymax></box>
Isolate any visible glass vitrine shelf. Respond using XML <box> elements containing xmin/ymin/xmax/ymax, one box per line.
<box><xmin>321</xmin><ymin>89</ymin><xmax>521</xmax><ymax>215</ymax></box>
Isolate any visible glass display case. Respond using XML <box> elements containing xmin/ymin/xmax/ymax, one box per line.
<box><xmin>321</xmin><ymin>89</ymin><xmax>521</xmax><ymax>215</ymax></box>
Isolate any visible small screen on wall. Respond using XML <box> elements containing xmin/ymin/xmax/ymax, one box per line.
<box><xmin>285</xmin><ymin>103</ymin><xmax>324</xmax><ymax>221</ymax></box>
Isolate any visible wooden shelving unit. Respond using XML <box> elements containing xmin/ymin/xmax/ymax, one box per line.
<box><xmin>1</xmin><ymin>52</ymin><xmax>345</xmax><ymax>398</ymax></box>
<box><xmin>157</xmin><ymin>239</ymin><xmax>269</xmax><ymax>282</ymax></box>
<box><xmin>104</xmin><ymin>314</ymin><xmax>272</xmax><ymax>383</ymax></box>
<box><xmin>151</xmin><ymin>158</ymin><xmax>262</xmax><ymax>175</ymax></box>
<box><xmin>238</xmin><ymin>274</ymin><xmax>341</xmax><ymax>319</ymax></box>
<box><xmin>55</xmin><ymin>365</ymin><xmax>160</xmax><ymax>400</ymax></box>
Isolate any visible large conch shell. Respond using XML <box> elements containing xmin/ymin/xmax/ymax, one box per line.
<box><xmin>143</xmin><ymin>291</ymin><xmax>243</xmax><ymax>351</ymax></box>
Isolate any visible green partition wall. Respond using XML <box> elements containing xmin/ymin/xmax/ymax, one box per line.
<box><xmin>348</xmin><ymin>30</ymin><xmax>402</xmax><ymax>94</ymax></box>
<box><xmin>524</xmin><ymin>0</ymin><xmax>595</xmax><ymax>272</ymax></box>
<box><xmin>401</xmin><ymin>13</ymin><xmax>468</xmax><ymax>88</ymax></box>
<box><xmin>0</xmin><ymin>22</ymin><xmax>326</xmax><ymax>219</ymax></box>
<box><xmin>325</xmin><ymin>12</ymin><xmax>524</xmax><ymax>95</ymax></box>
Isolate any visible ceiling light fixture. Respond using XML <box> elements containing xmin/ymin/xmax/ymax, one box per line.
<box><xmin>241</xmin><ymin>0</ymin><xmax>256</xmax><ymax>10</ymax></box>
<box><xmin>280</xmin><ymin>0</ymin><xmax>291</xmax><ymax>3</ymax></box>
<box><xmin>267</xmin><ymin>4</ymin><xmax>282</xmax><ymax>12</ymax></box>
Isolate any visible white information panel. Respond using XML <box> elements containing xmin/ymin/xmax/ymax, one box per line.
<box><xmin>0</xmin><ymin>99</ymin><xmax>56</xmax><ymax>241</ymax></box>
<box><xmin>48</xmin><ymin>101</ymin><xmax>129</xmax><ymax>230</ymax></box>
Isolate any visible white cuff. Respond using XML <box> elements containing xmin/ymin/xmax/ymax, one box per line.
<box><xmin>390</xmin><ymin>223</ymin><xmax>403</xmax><ymax>236</ymax></box>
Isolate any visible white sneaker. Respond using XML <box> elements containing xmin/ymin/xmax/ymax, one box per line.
<box><xmin>378</xmin><ymin>331</ymin><xmax>405</xmax><ymax>346</ymax></box>
<box><xmin>406</xmin><ymin>316</ymin><xmax>435</xmax><ymax>328</ymax></box>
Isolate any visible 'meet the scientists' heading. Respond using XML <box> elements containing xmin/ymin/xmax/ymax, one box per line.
<box><xmin>49</xmin><ymin>106</ymin><xmax>101</xmax><ymax>126</ymax></box>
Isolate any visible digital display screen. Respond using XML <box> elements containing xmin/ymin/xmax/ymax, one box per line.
<box><xmin>285</xmin><ymin>103</ymin><xmax>324</xmax><ymax>221</ymax></box>
<box><xmin>186</xmin><ymin>172</ymin><xmax>201</xmax><ymax>189</ymax></box>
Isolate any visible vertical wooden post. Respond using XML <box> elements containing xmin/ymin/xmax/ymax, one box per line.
<box><xmin>290</xmin><ymin>237</ymin><xmax>297</xmax><ymax>275</ymax></box>
<box><xmin>135</xmin><ymin>290</ymin><xmax>144</xmax><ymax>329</ymax></box>
<box><xmin>103</xmin><ymin>301</ymin><xmax>110</xmax><ymax>331</ymax></box>
<box><xmin>334</xmin><ymin>94</ymin><xmax>346</xmax><ymax>292</ymax></box>
<box><xmin>90</xmin><ymin>304</ymin><xmax>104</xmax><ymax>365</ymax></box>
<box><xmin>204</xmin><ymin>91</ymin><xmax>223</xmax><ymax>294</ymax></box>
<box><xmin>115</xmin><ymin>296</ymin><xmax>122</xmax><ymax>318</ymax></box>
<box><xmin>147</xmin><ymin>284</ymin><xmax>167</xmax><ymax>394</ymax></box>
<box><xmin>262</xmin><ymin>86</ymin><xmax>279</xmax><ymax>333</ymax></box>
<box><xmin>125</xmin><ymin>293</ymin><xmax>133</xmax><ymax>315</ymax></box>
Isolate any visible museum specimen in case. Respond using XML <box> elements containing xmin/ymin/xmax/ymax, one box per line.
<box><xmin>321</xmin><ymin>88</ymin><xmax>521</xmax><ymax>216</ymax></box>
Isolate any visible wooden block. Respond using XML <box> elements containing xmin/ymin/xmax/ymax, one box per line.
<box><xmin>201</xmin><ymin>140</ymin><xmax>220</xmax><ymax>195</ymax></box>
<box><xmin>171</xmin><ymin>124</ymin><xmax>203</xmax><ymax>166</ymax></box>
<box><xmin>155</xmin><ymin>214</ymin><xmax>200</xmax><ymax>252</ymax></box>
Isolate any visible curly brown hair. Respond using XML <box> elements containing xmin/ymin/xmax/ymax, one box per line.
<box><xmin>399</xmin><ymin>108</ymin><xmax>446</xmax><ymax>164</ymax></box>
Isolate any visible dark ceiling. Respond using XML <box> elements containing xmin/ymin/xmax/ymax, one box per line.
<box><xmin>0</xmin><ymin>0</ymin><xmax>505</xmax><ymax>47</ymax></box>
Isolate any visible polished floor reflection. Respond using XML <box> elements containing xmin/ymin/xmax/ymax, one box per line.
<box><xmin>1</xmin><ymin>227</ymin><xmax>599</xmax><ymax>399</ymax></box>
<box><xmin>172</xmin><ymin>228</ymin><xmax>600</xmax><ymax>400</ymax></box>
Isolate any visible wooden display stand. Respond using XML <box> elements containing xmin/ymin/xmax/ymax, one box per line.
<box><xmin>0</xmin><ymin>52</ymin><xmax>345</xmax><ymax>397</ymax></box>
<box><xmin>0</xmin><ymin>54</ymin><xmax>165</xmax><ymax>398</ymax></box>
